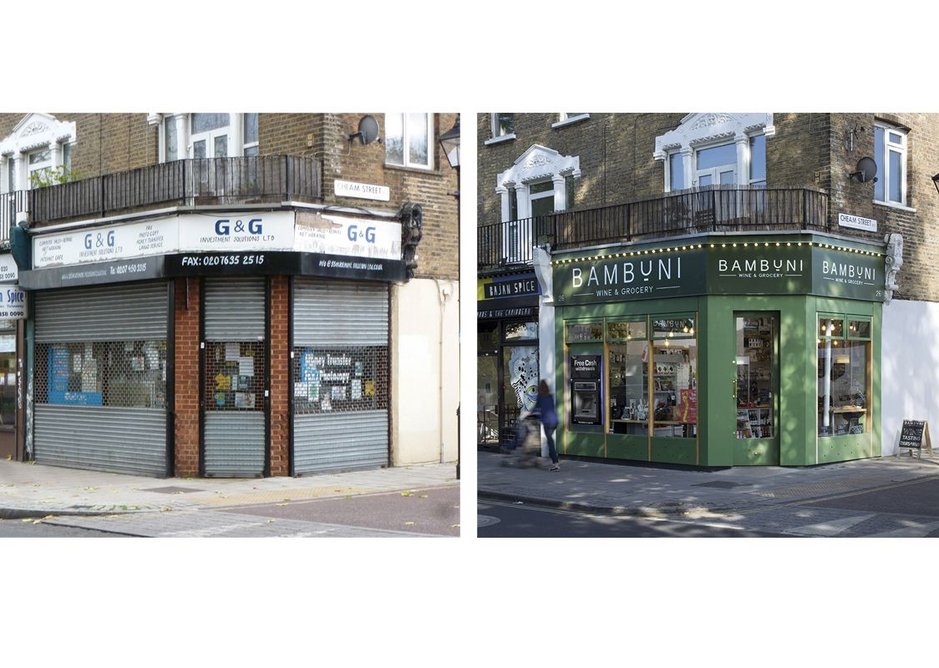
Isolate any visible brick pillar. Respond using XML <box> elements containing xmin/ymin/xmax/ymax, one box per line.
<box><xmin>269</xmin><ymin>275</ymin><xmax>290</xmax><ymax>476</ymax></box>
<box><xmin>174</xmin><ymin>277</ymin><xmax>201</xmax><ymax>477</ymax></box>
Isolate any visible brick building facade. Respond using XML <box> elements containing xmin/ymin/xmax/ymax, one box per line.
<box><xmin>478</xmin><ymin>112</ymin><xmax>939</xmax><ymax>465</ymax></box>
<box><xmin>0</xmin><ymin>112</ymin><xmax>459</xmax><ymax>477</ymax></box>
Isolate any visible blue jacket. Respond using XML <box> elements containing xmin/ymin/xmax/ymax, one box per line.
<box><xmin>535</xmin><ymin>393</ymin><xmax>558</xmax><ymax>429</ymax></box>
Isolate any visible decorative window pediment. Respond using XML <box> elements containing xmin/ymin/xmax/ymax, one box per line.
<box><xmin>0</xmin><ymin>113</ymin><xmax>76</xmax><ymax>156</ymax></box>
<box><xmin>497</xmin><ymin>144</ymin><xmax>581</xmax><ymax>188</ymax></box>
<box><xmin>654</xmin><ymin>113</ymin><xmax>775</xmax><ymax>159</ymax></box>
<box><xmin>654</xmin><ymin>113</ymin><xmax>774</xmax><ymax>191</ymax></box>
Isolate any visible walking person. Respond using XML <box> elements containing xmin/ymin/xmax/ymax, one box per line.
<box><xmin>535</xmin><ymin>380</ymin><xmax>560</xmax><ymax>471</ymax></box>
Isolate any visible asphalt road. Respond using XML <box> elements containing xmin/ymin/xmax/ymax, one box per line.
<box><xmin>0</xmin><ymin>519</ymin><xmax>121</xmax><ymax>538</ymax></box>
<box><xmin>477</xmin><ymin>500</ymin><xmax>779</xmax><ymax>538</ymax></box>
<box><xmin>223</xmin><ymin>485</ymin><xmax>461</xmax><ymax>536</ymax></box>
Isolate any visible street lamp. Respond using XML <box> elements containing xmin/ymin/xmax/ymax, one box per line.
<box><xmin>438</xmin><ymin>116</ymin><xmax>460</xmax><ymax>480</ymax></box>
<box><xmin>439</xmin><ymin>117</ymin><xmax>461</xmax><ymax>171</ymax></box>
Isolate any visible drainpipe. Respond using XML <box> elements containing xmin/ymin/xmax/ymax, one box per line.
<box><xmin>435</xmin><ymin>279</ymin><xmax>452</xmax><ymax>464</ymax></box>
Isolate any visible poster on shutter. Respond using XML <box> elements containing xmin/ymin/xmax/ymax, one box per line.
<box><xmin>234</xmin><ymin>392</ymin><xmax>255</xmax><ymax>409</ymax></box>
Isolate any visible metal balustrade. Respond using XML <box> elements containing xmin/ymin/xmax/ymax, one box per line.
<box><xmin>478</xmin><ymin>187</ymin><xmax>833</xmax><ymax>269</ymax></box>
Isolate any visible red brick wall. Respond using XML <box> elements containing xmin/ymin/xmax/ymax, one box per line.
<box><xmin>269</xmin><ymin>276</ymin><xmax>290</xmax><ymax>476</ymax></box>
<box><xmin>173</xmin><ymin>278</ymin><xmax>201</xmax><ymax>477</ymax></box>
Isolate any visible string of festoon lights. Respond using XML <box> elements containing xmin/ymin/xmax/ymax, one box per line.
<box><xmin>551</xmin><ymin>240</ymin><xmax>885</xmax><ymax>265</ymax></box>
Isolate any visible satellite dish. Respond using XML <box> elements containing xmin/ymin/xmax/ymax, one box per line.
<box><xmin>348</xmin><ymin>115</ymin><xmax>380</xmax><ymax>145</ymax></box>
<box><xmin>850</xmin><ymin>156</ymin><xmax>878</xmax><ymax>183</ymax></box>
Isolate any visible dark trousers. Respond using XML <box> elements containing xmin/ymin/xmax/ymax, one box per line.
<box><xmin>544</xmin><ymin>425</ymin><xmax>558</xmax><ymax>464</ymax></box>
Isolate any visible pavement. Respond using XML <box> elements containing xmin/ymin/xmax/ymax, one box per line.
<box><xmin>477</xmin><ymin>447</ymin><xmax>939</xmax><ymax>524</ymax></box>
<box><xmin>0</xmin><ymin>458</ymin><xmax>459</xmax><ymax>537</ymax></box>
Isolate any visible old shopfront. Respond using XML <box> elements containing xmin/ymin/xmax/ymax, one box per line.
<box><xmin>553</xmin><ymin>234</ymin><xmax>885</xmax><ymax>467</ymax></box>
<box><xmin>17</xmin><ymin>207</ymin><xmax>405</xmax><ymax>477</ymax></box>
<box><xmin>477</xmin><ymin>271</ymin><xmax>540</xmax><ymax>447</ymax></box>
<box><xmin>0</xmin><ymin>254</ymin><xmax>25</xmax><ymax>461</ymax></box>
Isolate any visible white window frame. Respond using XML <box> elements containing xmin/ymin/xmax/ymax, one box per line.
<box><xmin>655</xmin><ymin>113</ymin><xmax>775</xmax><ymax>192</ymax></box>
<box><xmin>485</xmin><ymin>113</ymin><xmax>516</xmax><ymax>145</ymax></box>
<box><xmin>552</xmin><ymin>113</ymin><xmax>590</xmax><ymax>128</ymax></box>
<box><xmin>874</xmin><ymin>122</ymin><xmax>908</xmax><ymax>208</ymax></box>
<box><xmin>149</xmin><ymin>113</ymin><xmax>253</xmax><ymax>162</ymax></box>
<box><xmin>495</xmin><ymin>144</ymin><xmax>581</xmax><ymax>264</ymax></box>
<box><xmin>384</xmin><ymin>113</ymin><xmax>434</xmax><ymax>171</ymax></box>
<box><xmin>0</xmin><ymin>113</ymin><xmax>77</xmax><ymax>193</ymax></box>
<box><xmin>243</xmin><ymin>113</ymin><xmax>259</xmax><ymax>156</ymax></box>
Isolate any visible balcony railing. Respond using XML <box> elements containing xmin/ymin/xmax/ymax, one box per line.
<box><xmin>26</xmin><ymin>156</ymin><xmax>323</xmax><ymax>227</ymax></box>
<box><xmin>478</xmin><ymin>187</ymin><xmax>832</xmax><ymax>268</ymax></box>
<box><xmin>0</xmin><ymin>190</ymin><xmax>28</xmax><ymax>245</ymax></box>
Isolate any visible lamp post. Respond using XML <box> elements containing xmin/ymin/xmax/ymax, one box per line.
<box><xmin>439</xmin><ymin>116</ymin><xmax>460</xmax><ymax>480</ymax></box>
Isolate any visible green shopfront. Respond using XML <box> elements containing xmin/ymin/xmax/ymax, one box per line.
<box><xmin>553</xmin><ymin>234</ymin><xmax>884</xmax><ymax>467</ymax></box>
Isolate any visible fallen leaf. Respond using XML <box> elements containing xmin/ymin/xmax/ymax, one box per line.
<box><xmin>400</xmin><ymin>491</ymin><xmax>412</xmax><ymax>497</ymax></box>
<box><xmin>276</xmin><ymin>503</ymin><xmax>289</xmax><ymax>507</ymax></box>
<box><xmin>451</xmin><ymin>524</ymin><xmax>460</xmax><ymax>528</ymax></box>
<box><xmin>404</xmin><ymin>521</ymin><xmax>415</xmax><ymax>526</ymax></box>
<box><xmin>420</xmin><ymin>495</ymin><xmax>429</xmax><ymax>499</ymax></box>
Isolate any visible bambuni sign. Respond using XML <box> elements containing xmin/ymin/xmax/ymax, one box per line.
<box><xmin>553</xmin><ymin>237</ymin><xmax>885</xmax><ymax>305</ymax></box>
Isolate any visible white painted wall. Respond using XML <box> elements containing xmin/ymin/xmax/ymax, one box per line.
<box><xmin>390</xmin><ymin>278</ymin><xmax>460</xmax><ymax>465</ymax></box>
<box><xmin>881</xmin><ymin>299</ymin><xmax>939</xmax><ymax>455</ymax></box>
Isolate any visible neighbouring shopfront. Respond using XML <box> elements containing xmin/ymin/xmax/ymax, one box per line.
<box><xmin>553</xmin><ymin>234</ymin><xmax>884</xmax><ymax>466</ymax></box>
<box><xmin>17</xmin><ymin>207</ymin><xmax>408</xmax><ymax>477</ymax></box>
<box><xmin>0</xmin><ymin>254</ymin><xmax>27</xmax><ymax>461</ymax></box>
<box><xmin>477</xmin><ymin>271</ymin><xmax>540</xmax><ymax>447</ymax></box>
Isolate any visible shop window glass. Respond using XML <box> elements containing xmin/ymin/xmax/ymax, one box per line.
<box><xmin>818</xmin><ymin>317</ymin><xmax>843</xmax><ymax>339</ymax></box>
<box><xmin>0</xmin><ymin>335</ymin><xmax>15</xmax><ymax>427</ymax></box>
<box><xmin>478</xmin><ymin>322</ymin><xmax>499</xmax><ymax>351</ymax></box>
<box><xmin>651</xmin><ymin>338</ymin><xmax>697</xmax><ymax>438</ymax></box>
<box><xmin>504</xmin><ymin>321</ymin><xmax>538</xmax><ymax>341</ymax></box>
<box><xmin>817</xmin><ymin>317</ymin><xmax>870</xmax><ymax>437</ymax></box>
<box><xmin>478</xmin><ymin>355</ymin><xmax>500</xmax><ymax>445</ymax></box>
<box><xmin>606</xmin><ymin>319</ymin><xmax>647</xmax><ymax>342</ymax></box>
<box><xmin>566</xmin><ymin>321</ymin><xmax>603</xmax><ymax>342</ymax></box>
<box><xmin>848</xmin><ymin>319</ymin><xmax>871</xmax><ymax>339</ymax></box>
<box><xmin>652</xmin><ymin>316</ymin><xmax>695</xmax><ymax>339</ymax></box>
<box><xmin>607</xmin><ymin>316</ymin><xmax>697</xmax><ymax>439</ymax></box>
<box><xmin>503</xmin><ymin>345</ymin><xmax>538</xmax><ymax>429</ymax></box>
<box><xmin>35</xmin><ymin>341</ymin><xmax>167</xmax><ymax>409</ymax></box>
<box><xmin>609</xmin><ymin>338</ymin><xmax>651</xmax><ymax>435</ymax></box>
<box><xmin>292</xmin><ymin>346</ymin><xmax>388</xmax><ymax>414</ymax></box>
<box><xmin>735</xmin><ymin>315</ymin><xmax>775</xmax><ymax>439</ymax></box>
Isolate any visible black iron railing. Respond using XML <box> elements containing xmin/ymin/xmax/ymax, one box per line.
<box><xmin>478</xmin><ymin>187</ymin><xmax>832</xmax><ymax>268</ymax></box>
<box><xmin>0</xmin><ymin>190</ymin><xmax>28</xmax><ymax>245</ymax></box>
<box><xmin>27</xmin><ymin>156</ymin><xmax>323</xmax><ymax>226</ymax></box>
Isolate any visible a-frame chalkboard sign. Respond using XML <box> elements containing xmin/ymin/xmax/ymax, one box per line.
<box><xmin>898</xmin><ymin>420</ymin><xmax>933</xmax><ymax>457</ymax></box>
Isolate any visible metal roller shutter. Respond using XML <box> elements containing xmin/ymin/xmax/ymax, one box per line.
<box><xmin>204</xmin><ymin>277</ymin><xmax>266</xmax><ymax>341</ymax></box>
<box><xmin>293</xmin><ymin>279</ymin><xmax>389</xmax><ymax>475</ymax></box>
<box><xmin>294</xmin><ymin>280</ymin><xmax>388</xmax><ymax>346</ymax></box>
<box><xmin>202</xmin><ymin>277</ymin><xmax>267</xmax><ymax>477</ymax></box>
<box><xmin>35</xmin><ymin>283</ymin><xmax>168</xmax><ymax>342</ymax></box>
<box><xmin>33</xmin><ymin>283</ymin><xmax>170</xmax><ymax>477</ymax></box>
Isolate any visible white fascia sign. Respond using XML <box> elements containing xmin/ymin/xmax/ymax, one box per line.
<box><xmin>294</xmin><ymin>214</ymin><xmax>402</xmax><ymax>260</ymax></box>
<box><xmin>0</xmin><ymin>253</ymin><xmax>18</xmax><ymax>282</ymax></box>
<box><xmin>334</xmin><ymin>179</ymin><xmax>391</xmax><ymax>202</ymax></box>
<box><xmin>32</xmin><ymin>218</ymin><xmax>180</xmax><ymax>269</ymax></box>
<box><xmin>838</xmin><ymin>212</ymin><xmax>877</xmax><ymax>232</ymax></box>
<box><xmin>177</xmin><ymin>211</ymin><xmax>296</xmax><ymax>252</ymax></box>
